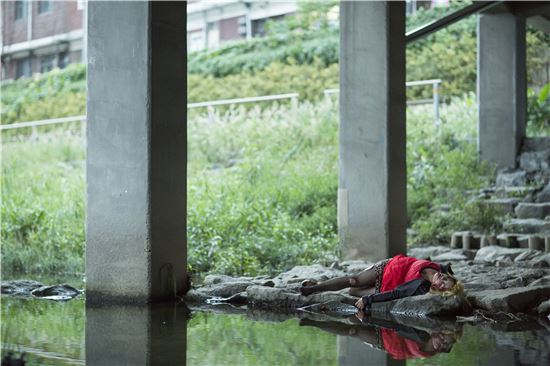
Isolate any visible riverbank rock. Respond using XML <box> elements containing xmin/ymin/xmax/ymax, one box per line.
<box><xmin>246</xmin><ymin>286</ymin><xmax>356</xmax><ymax>309</ymax></box>
<box><xmin>371</xmin><ymin>293</ymin><xmax>469</xmax><ymax>317</ymax></box>
<box><xmin>1</xmin><ymin>280</ymin><xmax>43</xmax><ymax>296</ymax></box>
<box><xmin>186</xmin><ymin>281</ymin><xmax>254</xmax><ymax>302</ymax></box>
<box><xmin>271</xmin><ymin>264</ymin><xmax>347</xmax><ymax>287</ymax></box>
<box><xmin>466</xmin><ymin>286</ymin><xmax>550</xmax><ymax>313</ymax></box>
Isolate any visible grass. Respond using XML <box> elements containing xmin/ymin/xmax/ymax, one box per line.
<box><xmin>2</xmin><ymin>96</ymin><xmax>500</xmax><ymax>277</ymax></box>
<box><xmin>1</xmin><ymin>127</ymin><xmax>85</xmax><ymax>276</ymax></box>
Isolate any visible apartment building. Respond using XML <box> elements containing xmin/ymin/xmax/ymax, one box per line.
<box><xmin>187</xmin><ymin>0</ymin><xmax>298</xmax><ymax>52</ymax></box>
<box><xmin>1</xmin><ymin>0</ymin><xmax>85</xmax><ymax>81</ymax></box>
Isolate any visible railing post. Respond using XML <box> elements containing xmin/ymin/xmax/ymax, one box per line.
<box><xmin>433</xmin><ymin>81</ymin><xmax>440</xmax><ymax>125</ymax></box>
<box><xmin>31</xmin><ymin>126</ymin><xmax>38</xmax><ymax>142</ymax></box>
<box><xmin>291</xmin><ymin>94</ymin><xmax>298</xmax><ymax>119</ymax></box>
<box><xmin>207</xmin><ymin>105</ymin><xmax>215</xmax><ymax>124</ymax></box>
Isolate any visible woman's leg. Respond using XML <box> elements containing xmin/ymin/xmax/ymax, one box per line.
<box><xmin>301</xmin><ymin>266</ymin><xmax>378</xmax><ymax>296</ymax></box>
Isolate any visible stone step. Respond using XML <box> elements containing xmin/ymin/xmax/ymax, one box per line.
<box><xmin>519</xmin><ymin>149</ymin><xmax>550</xmax><ymax>173</ymax></box>
<box><xmin>480</xmin><ymin>198</ymin><xmax>519</xmax><ymax>215</ymax></box>
<box><xmin>496</xmin><ymin>170</ymin><xmax>527</xmax><ymax>187</ymax></box>
<box><xmin>494</xmin><ymin>185</ymin><xmax>541</xmax><ymax>199</ymax></box>
<box><xmin>515</xmin><ymin>202</ymin><xmax>550</xmax><ymax>219</ymax></box>
<box><xmin>536</xmin><ymin>182</ymin><xmax>550</xmax><ymax>203</ymax></box>
<box><xmin>503</xmin><ymin>218</ymin><xmax>550</xmax><ymax>234</ymax></box>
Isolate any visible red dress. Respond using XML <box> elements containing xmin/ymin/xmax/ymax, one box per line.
<box><xmin>380</xmin><ymin>328</ymin><xmax>433</xmax><ymax>359</ymax></box>
<box><xmin>380</xmin><ymin>254</ymin><xmax>440</xmax><ymax>293</ymax></box>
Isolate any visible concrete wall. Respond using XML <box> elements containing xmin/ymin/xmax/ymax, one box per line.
<box><xmin>339</xmin><ymin>1</ymin><xmax>407</xmax><ymax>261</ymax></box>
<box><xmin>87</xmin><ymin>1</ymin><xmax>187</xmax><ymax>304</ymax></box>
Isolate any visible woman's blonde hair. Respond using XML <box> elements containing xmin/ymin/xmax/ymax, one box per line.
<box><xmin>429</xmin><ymin>274</ymin><xmax>464</xmax><ymax>297</ymax></box>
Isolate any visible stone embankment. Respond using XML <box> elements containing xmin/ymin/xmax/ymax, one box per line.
<box><xmin>185</xmin><ymin>245</ymin><xmax>550</xmax><ymax>319</ymax></box>
<box><xmin>459</xmin><ymin>137</ymin><xmax>550</xmax><ymax>247</ymax></box>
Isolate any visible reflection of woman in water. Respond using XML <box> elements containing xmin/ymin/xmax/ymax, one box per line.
<box><xmin>299</xmin><ymin>317</ymin><xmax>461</xmax><ymax>360</ymax></box>
<box><xmin>300</xmin><ymin>254</ymin><xmax>463</xmax><ymax>311</ymax></box>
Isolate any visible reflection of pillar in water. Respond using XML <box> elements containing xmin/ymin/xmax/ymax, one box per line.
<box><xmin>86</xmin><ymin>303</ymin><xmax>188</xmax><ymax>365</ymax></box>
<box><xmin>337</xmin><ymin>335</ymin><xmax>405</xmax><ymax>366</ymax></box>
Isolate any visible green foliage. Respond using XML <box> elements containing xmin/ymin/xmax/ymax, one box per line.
<box><xmin>526</xmin><ymin>83</ymin><xmax>550</xmax><ymax>137</ymax></box>
<box><xmin>2</xmin><ymin>96</ymin><xmax>503</xmax><ymax>276</ymax></box>
<box><xmin>187</xmin><ymin>101</ymin><xmax>339</xmax><ymax>276</ymax></box>
<box><xmin>188</xmin><ymin>61</ymin><xmax>338</xmax><ymax>103</ymax></box>
<box><xmin>407</xmin><ymin>95</ymin><xmax>499</xmax><ymax>245</ymax></box>
<box><xmin>187</xmin><ymin>31</ymin><xmax>338</xmax><ymax>77</ymax></box>
<box><xmin>1</xmin><ymin>135</ymin><xmax>85</xmax><ymax>276</ymax></box>
<box><xmin>1</xmin><ymin>63</ymin><xmax>86</xmax><ymax>125</ymax></box>
<box><xmin>187</xmin><ymin>2</ymin><xmax>548</xmax><ymax>102</ymax></box>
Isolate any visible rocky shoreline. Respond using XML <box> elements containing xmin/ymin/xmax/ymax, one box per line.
<box><xmin>185</xmin><ymin>245</ymin><xmax>550</xmax><ymax>319</ymax></box>
<box><xmin>3</xmin><ymin>245</ymin><xmax>550</xmax><ymax>320</ymax></box>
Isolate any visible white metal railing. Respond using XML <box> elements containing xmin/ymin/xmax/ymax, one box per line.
<box><xmin>187</xmin><ymin>92</ymin><xmax>299</xmax><ymax>109</ymax></box>
<box><xmin>1</xmin><ymin>80</ymin><xmax>442</xmax><ymax>133</ymax></box>
<box><xmin>0</xmin><ymin>115</ymin><xmax>86</xmax><ymax>130</ymax></box>
<box><xmin>324</xmin><ymin>78</ymin><xmax>442</xmax><ymax>124</ymax></box>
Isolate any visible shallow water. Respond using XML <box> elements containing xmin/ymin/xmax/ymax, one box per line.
<box><xmin>2</xmin><ymin>293</ymin><xmax>550</xmax><ymax>365</ymax></box>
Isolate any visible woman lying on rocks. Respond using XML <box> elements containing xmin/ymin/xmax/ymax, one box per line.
<box><xmin>300</xmin><ymin>254</ymin><xmax>463</xmax><ymax>312</ymax></box>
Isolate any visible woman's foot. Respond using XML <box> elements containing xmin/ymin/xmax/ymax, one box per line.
<box><xmin>299</xmin><ymin>279</ymin><xmax>318</xmax><ymax>296</ymax></box>
<box><xmin>301</xmin><ymin>279</ymin><xmax>318</xmax><ymax>287</ymax></box>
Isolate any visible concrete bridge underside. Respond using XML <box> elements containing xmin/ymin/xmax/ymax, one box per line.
<box><xmin>86</xmin><ymin>1</ymin><xmax>546</xmax><ymax>304</ymax></box>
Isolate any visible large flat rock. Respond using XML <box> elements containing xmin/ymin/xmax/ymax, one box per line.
<box><xmin>370</xmin><ymin>293</ymin><xmax>469</xmax><ymax>317</ymax></box>
<box><xmin>466</xmin><ymin>286</ymin><xmax>550</xmax><ymax>313</ymax></box>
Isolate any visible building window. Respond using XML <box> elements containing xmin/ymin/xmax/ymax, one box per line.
<box><xmin>16</xmin><ymin>58</ymin><xmax>31</xmax><ymax>79</ymax></box>
<box><xmin>238</xmin><ymin>16</ymin><xmax>247</xmax><ymax>37</ymax></box>
<box><xmin>14</xmin><ymin>1</ymin><xmax>27</xmax><ymax>20</ymax></box>
<box><xmin>40</xmin><ymin>55</ymin><xmax>55</xmax><ymax>73</ymax></box>
<box><xmin>38</xmin><ymin>1</ymin><xmax>52</xmax><ymax>14</ymax></box>
<box><xmin>58</xmin><ymin>52</ymin><xmax>69</xmax><ymax>69</ymax></box>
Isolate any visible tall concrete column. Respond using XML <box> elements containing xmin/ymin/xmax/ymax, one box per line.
<box><xmin>87</xmin><ymin>1</ymin><xmax>187</xmax><ymax>304</ymax></box>
<box><xmin>339</xmin><ymin>1</ymin><xmax>406</xmax><ymax>261</ymax></box>
<box><xmin>478</xmin><ymin>7</ymin><xmax>526</xmax><ymax>169</ymax></box>
<box><xmin>86</xmin><ymin>304</ymin><xmax>188</xmax><ymax>365</ymax></box>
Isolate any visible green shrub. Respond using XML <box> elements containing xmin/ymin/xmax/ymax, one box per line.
<box><xmin>1</xmin><ymin>64</ymin><xmax>86</xmax><ymax>125</ymax></box>
<box><xmin>407</xmin><ymin>95</ymin><xmax>499</xmax><ymax>245</ymax></box>
<box><xmin>188</xmin><ymin>61</ymin><xmax>338</xmax><ymax>104</ymax></box>
<box><xmin>526</xmin><ymin>83</ymin><xmax>550</xmax><ymax>137</ymax></box>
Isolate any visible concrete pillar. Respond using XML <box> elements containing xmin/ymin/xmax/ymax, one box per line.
<box><xmin>339</xmin><ymin>1</ymin><xmax>406</xmax><ymax>261</ymax></box>
<box><xmin>86</xmin><ymin>304</ymin><xmax>188</xmax><ymax>365</ymax></box>
<box><xmin>87</xmin><ymin>1</ymin><xmax>187</xmax><ymax>304</ymax></box>
<box><xmin>478</xmin><ymin>7</ymin><xmax>526</xmax><ymax>169</ymax></box>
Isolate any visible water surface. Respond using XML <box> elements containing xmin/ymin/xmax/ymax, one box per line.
<box><xmin>2</xmin><ymin>293</ymin><xmax>550</xmax><ymax>365</ymax></box>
